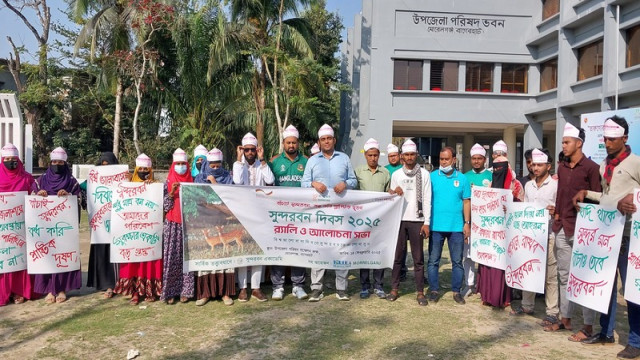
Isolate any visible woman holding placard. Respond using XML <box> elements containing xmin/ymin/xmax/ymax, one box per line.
<box><xmin>114</xmin><ymin>154</ymin><xmax>163</xmax><ymax>305</ymax></box>
<box><xmin>34</xmin><ymin>147</ymin><xmax>82</xmax><ymax>304</ymax></box>
<box><xmin>0</xmin><ymin>144</ymin><xmax>38</xmax><ymax>306</ymax></box>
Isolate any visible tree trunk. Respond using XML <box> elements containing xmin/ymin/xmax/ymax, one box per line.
<box><xmin>24</xmin><ymin>107</ymin><xmax>48</xmax><ymax>166</ymax></box>
<box><xmin>133</xmin><ymin>83</ymin><xmax>142</xmax><ymax>155</ymax></box>
<box><xmin>113</xmin><ymin>77</ymin><xmax>123</xmax><ymax>157</ymax></box>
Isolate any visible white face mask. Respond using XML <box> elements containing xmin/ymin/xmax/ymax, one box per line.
<box><xmin>174</xmin><ymin>164</ymin><xmax>187</xmax><ymax>175</ymax></box>
<box><xmin>440</xmin><ymin>165</ymin><xmax>453</xmax><ymax>173</ymax></box>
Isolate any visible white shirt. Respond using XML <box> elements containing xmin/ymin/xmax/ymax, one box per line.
<box><xmin>390</xmin><ymin>167</ymin><xmax>432</xmax><ymax>225</ymax></box>
<box><xmin>233</xmin><ymin>159</ymin><xmax>275</xmax><ymax>186</ymax></box>
<box><xmin>524</xmin><ymin>174</ymin><xmax>557</xmax><ymax>222</ymax></box>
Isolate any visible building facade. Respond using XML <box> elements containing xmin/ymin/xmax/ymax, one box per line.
<box><xmin>340</xmin><ymin>0</ymin><xmax>640</xmax><ymax>172</ymax></box>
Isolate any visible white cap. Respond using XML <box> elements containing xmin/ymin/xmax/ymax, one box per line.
<box><xmin>242</xmin><ymin>132</ymin><xmax>258</xmax><ymax>147</ymax></box>
<box><xmin>194</xmin><ymin>144</ymin><xmax>208</xmax><ymax>157</ymax></box>
<box><xmin>1</xmin><ymin>143</ymin><xmax>19</xmax><ymax>158</ymax></box>
<box><xmin>136</xmin><ymin>153</ymin><xmax>152</xmax><ymax>168</ymax></box>
<box><xmin>562</xmin><ymin>123</ymin><xmax>581</xmax><ymax>140</ymax></box>
<box><xmin>387</xmin><ymin>144</ymin><xmax>399</xmax><ymax>155</ymax></box>
<box><xmin>531</xmin><ymin>148</ymin><xmax>549</xmax><ymax>164</ymax></box>
<box><xmin>50</xmin><ymin>147</ymin><xmax>68</xmax><ymax>162</ymax></box>
<box><xmin>363</xmin><ymin>138</ymin><xmax>379</xmax><ymax>152</ymax></box>
<box><xmin>310</xmin><ymin>143</ymin><xmax>320</xmax><ymax>155</ymax></box>
<box><xmin>207</xmin><ymin>148</ymin><xmax>223</xmax><ymax>162</ymax></box>
<box><xmin>401</xmin><ymin>139</ymin><xmax>417</xmax><ymax>153</ymax></box>
<box><xmin>603</xmin><ymin>118</ymin><xmax>625</xmax><ymax>138</ymax></box>
<box><xmin>282</xmin><ymin>125</ymin><xmax>299</xmax><ymax>139</ymax></box>
<box><xmin>493</xmin><ymin>140</ymin><xmax>508</xmax><ymax>154</ymax></box>
<box><xmin>318</xmin><ymin>124</ymin><xmax>334</xmax><ymax>138</ymax></box>
<box><xmin>173</xmin><ymin>148</ymin><xmax>188</xmax><ymax>162</ymax></box>
<box><xmin>470</xmin><ymin>143</ymin><xmax>486</xmax><ymax>157</ymax></box>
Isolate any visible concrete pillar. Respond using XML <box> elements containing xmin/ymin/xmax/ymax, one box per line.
<box><xmin>463</xmin><ymin>134</ymin><xmax>474</xmax><ymax>172</ymax></box>
<box><xmin>503</xmin><ymin>127</ymin><xmax>517</xmax><ymax>166</ymax></box>
<box><xmin>523</xmin><ymin>116</ymin><xmax>543</xmax><ymax>165</ymax></box>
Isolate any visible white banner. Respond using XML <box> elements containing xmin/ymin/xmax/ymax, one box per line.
<box><xmin>470</xmin><ymin>187</ymin><xmax>511</xmax><ymax>270</ymax></box>
<box><xmin>581</xmin><ymin>108</ymin><xmax>640</xmax><ymax>164</ymax></box>
<box><xmin>624</xmin><ymin>189</ymin><xmax>640</xmax><ymax>305</ymax></box>
<box><xmin>87</xmin><ymin>165</ymin><xmax>129</xmax><ymax>244</ymax></box>
<box><xmin>180</xmin><ymin>184</ymin><xmax>403</xmax><ymax>272</ymax></box>
<box><xmin>504</xmin><ymin>202</ymin><xmax>549</xmax><ymax>293</ymax></box>
<box><xmin>110</xmin><ymin>182</ymin><xmax>163</xmax><ymax>263</ymax></box>
<box><xmin>25</xmin><ymin>195</ymin><xmax>80</xmax><ymax>274</ymax></box>
<box><xmin>0</xmin><ymin>192</ymin><xmax>27</xmax><ymax>274</ymax></box>
<box><xmin>567</xmin><ymin>203</ymin><xmax>625</xmax><ymax>314</ymax></box>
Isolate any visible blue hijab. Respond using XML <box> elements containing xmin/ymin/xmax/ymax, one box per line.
<box><xmin>191</xmin><ymin>155</ymin><xmax>206</xmax><ymax>177</ymax></box>
<box><xmin>194</xmin><ymin>158</ymin><xmax>233</xmax><ymax>184</ymax></box>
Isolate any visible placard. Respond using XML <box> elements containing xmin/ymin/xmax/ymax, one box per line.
<box><xmin>470</xmin><ymin>187</ymin><xmax>511</xmax><ymax>270</ymax></box>
<box><xmin>0</xmin><ymin>192</ymin><xmax>27</xmax><ymax>273</ymax></box>
<box><xmin>624</xmin><ymin>189</ymin><xmax>640</xmax><ymax>305</ymax></box>
<box><xmin>87</xmin><ymin>165</ymin><xmax>129</xmax><ymax>244</ymax></box>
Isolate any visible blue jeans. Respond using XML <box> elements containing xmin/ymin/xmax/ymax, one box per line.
<box><xmin>598</xmin><ymin>238</ymin><xmax>640</xmax><ymax>348</ymax></box>
<box><xmin>427</xmin><ymin>231</ymin><xmax>464</xmax><ymax>293</ymax></box>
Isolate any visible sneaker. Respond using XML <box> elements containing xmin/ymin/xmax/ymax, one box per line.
<box><xmin>359</xmin><ymin>289</ymin><xmax>370</xmax><ymax>299</ymax></box>
<box><xmin>237</xmin><ymin>288</ymin><xmax>248</xmax><ymax>302</ymax></box>
<box><xmin>292</xmin><ymin>286</ymin><xmax>308</xmax><ymax>300</ymax></box>
<box><xmin>195</xmin><ymin>298</ymin><xmax>209</xmax><ymax>306</ymax></box>
<box><xmin>251</xmin><ymin>289</ymin><xmax>268</xmax><ymax>302</ymax></box>
<box><xmin>308</xmin><ymin>289</ymin><xmax>324</xmax><ymax>302</ymax></box>
<box><xmin>617</xmin><ymin>345</ymin><xmax>640</xmax><ymax>359</ymax></box>
<box><xmin>272</xmin><ymin>288</ymin><xmax>284</xmax><ymax>301</ymax></box>
<box><xmin>336</xmin><ymin>290</ymin><xmax>350</xmax><ymax>301</ymax></box>
<box><xmin>374</xmin><ymin>288</ymin><xmax>386</xmax><ymax>299</ymax></box>
<box><xmin>453</xmin><ymin>293</ymin><xmax>466</xmax><ymax>305</ymax></box>
<box><xmin>428</xmin><ymin>291</ymin><xmax>439</xmax><ymax>303</ymax></box>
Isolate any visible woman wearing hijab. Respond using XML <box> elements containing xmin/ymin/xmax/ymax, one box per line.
<box><xmin>194</xmin><ymin>148</ymin><xmax>235</xmax><ymax>306</ymax></box>
<box><xmin>476</xmin><ymin>155</ymin><xmax>524</xmax><ymax>308</ymax></box>
<box><xmin>34</xmin><ymin>147</ymin><xmax>82</xmax><ymax>303</ymax></box>
<box><xmin>114</xmin><ymin>154</ymin><xmax>163</xmax><ymax>305</ymax></box>
<box><xmin>191</xmin><ymin>145</ymin><xmax>208</xmax><ymax>178</ymax></box>
<box><xmin>0</xmin><ymin>144</ymin><xmax>38</xmax><ymax>306</ymax></box>
<box><xmin>161</xmin><ymin>148</ymin><xmax>195</xmax><ymax>304</ymax></box>
<box><xmin>86</xmin><ymin>151</ymin><xmax>120</xmax><ymax>298</ymax></box>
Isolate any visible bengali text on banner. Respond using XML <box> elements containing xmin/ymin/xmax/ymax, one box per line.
<box><xmin>0</xmin><ymin>192</ymin><xmax>28</xmax><ymax>274</ymax></box>
<box><xmin>87</xmin><ymin>165</ymin><xmax>129</xmax><ymax>244</ymax></box>
<box><xmin>470</xmin><ymin>186</ymin><xmax>511</xmax><ymax>270</ymax></box>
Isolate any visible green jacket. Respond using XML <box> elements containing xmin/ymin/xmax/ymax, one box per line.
<box><xmin>269</xmin><ymin>152</ymin><xmax>308</xmax><ymax>187</ymax></box>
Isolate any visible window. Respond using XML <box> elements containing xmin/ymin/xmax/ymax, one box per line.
<box><xmin>501</xmin><ymin>64</ymin><xmax>528</xmax><ymax>93</ymax></box>
<box><xmin>393</xmin><ymin>59</ymin><xmax>423</xmax><ymax>90</ymax></box>
<box><xmin>627</xmin><ymin>25</ymin><xmax>640</xmax><ymax>68</ymax></box>
<box><xmin>430</xmin><ymin>61</ymin><xmax>459</xmax><ymax>91</ymax></box>
<box><xmin>540</xmin><ymin>58</ymin><xmax>558</xmax><ymax>91</ymax></box>
<box><xmin>465</xmin><ymin>62</ymin><xmax>493</xmax><ymax>92</ymax></box>
<box><xmin>577</xmin><ymin>40</ymin><xmax>603</xmax><ymax>81</ymax></box>
<box><xmin>542</xmin><ymin>0</ymin><xmax>559</xmax><ymax>21</ymax></box>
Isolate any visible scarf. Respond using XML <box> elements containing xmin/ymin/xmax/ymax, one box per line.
<box><xmin>38</xmin><ymin>162</ymin><xmax>79</xmax><ymax>195</ymax></box>
<box><xmin>131</xmin><ymin>166</ymin><xmax>154</xmax><ymax>182</ymax></box>
<box><xmin>402</xmin><ymin>165</ymin><xmax>423</xmax><ymax>218</ymax></box>
<box><xmin>491</xmin><ymin>161</ymin><xmax>511</xmax><ymax>190</ymax></box>
<box><xmin>191</xmin><ymin>155</ymin><xmax>206</xmax><ymax>177</ymax></box>
<box><xmin>194</xmin><ymin>158</ymin><xmax>233</xmax><ymax>184</ymax></box>
<box><xmin>604</xmin><ymin>145</ymin><xmax>631</xmax><ymax>185</ymax></box>
<box><xmin>0</xmin><ymin>157</ymin><xmax>35</xmax><ymax>193</ymax></box>
<box><xmin>97</xmin><ymin>152</ymin><xmax>119</xmax><ymax>165</ymax></box>
<box><xmin>165</xmin><ymin>161</ymin><xmax>193</xmax><ymax>223</ymax></box>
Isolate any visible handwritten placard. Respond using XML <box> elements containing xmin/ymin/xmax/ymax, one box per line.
<box><xmin>25</xmin><ymin>195</ymin><xmax>80</xmax><ymax>274</ymax></box>
<box><xmin>567</xmin><ymin>203</ymin><xmax>625</xmax><ymax>313</ymax></box>
<box><xmin>504</xmin><ymin>202</ymin><xmax>549</xmax><ymax>293</ymax></box>
<box><xmin>0</xmin><ymin>192</ymin><xmax>27</xmax><ymax>274</ymax></box>
<box><xmin>470</xmin><ymin>187</ymin><xmax>511</xmax><ymax>270</ymax></box>
<box><xmin>110</xmin><ymin>182</ymin><xmax>163</xmax><ymax>263</ymax></box>
<box><xmin>87</xmin><ymin>165</ymin><xmax>129</xmax><ymax>244</ymax></box>
<box><xmin>625</xmin><ymin>189</ymin><xmax>640</xmax><ymax>306</ymax></box>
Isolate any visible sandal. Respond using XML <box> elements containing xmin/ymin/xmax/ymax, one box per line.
<box><xmin>539</xmin><ymin>315</ymin><xmax>559</xmax><ymax>327</ymax></box>
<box><xmin>179</xmin><ymin>296</ymin><xmax>189</xmax><ymax>303</ymax></box>
<box><xmin>544</xmin><ymin>322</ymin><xmax>572</xmax><ymax>332</ymax></box>
<box><xmin>417</xmin><ymin>293</ymin><xmax>428</xmax><ymax>306</ymax></box>
<box><xmin>56</xmin><ymin>293</ymin><xmax>67</xmax><ymax>303</ymax></box>
<box><xmin>144</xmin><ymin>296</ymin><xmax>155</xmax><ymax>303</ymax></box>
<box><xmin>103</xmin><ymin>289</ymin><xmax>114</xmax><ymax>299</ymax></box>
<box><xmin>45</xmin><ymin>293</ymin><xmax>56</xmax><ymax>304</ymax></box>
<box><xmin>130</xmin><ymin>294</ymin><xmax>140</xmax><ymax>305</ymax></box>
<box><xmin>386</xmin><ymin>290</ymin><xmax>399</xmax><ymax>302</ymax></box>
<box><xmin>509</xmin><ymin>306</ymin><xmax>534</xmax><ymax>316</ymax></box>
<box><xmin>166</xmin><ymin>297</ymin><xmax>176</xmax><ymax>305</ymax></box>
<box><xmin>568</xmin><ymin>329</ymin><xmax>592</xmax><ymax>342</ymax></box>
<box><xmin>13</xmin><ymin>296</ymin><xmax>25</xmax><ymax>304</ymax></box>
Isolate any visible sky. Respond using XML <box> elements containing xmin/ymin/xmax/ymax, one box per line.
<box><xmin>0</xmin><ymin>0</ymin><xmax>362</xmax><ymax>65</ymax></box>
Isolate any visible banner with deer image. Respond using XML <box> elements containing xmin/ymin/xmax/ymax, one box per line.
<box><xmin>180</xmin><ymin>183</ymin><xmax>403</xmax><ymax>272</ymax></box>
<box><xmin>110</xmin><ymin>182</ymin><xmax>163</xmax><ymax>263</ymax></box>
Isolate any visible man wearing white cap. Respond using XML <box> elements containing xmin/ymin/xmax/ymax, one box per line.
<box><xmin>511</xmin><ymin>149</ymin><xmax>559</xmax><ymax>322</ymax></box>
<box><xmin>354</xmin><ymin>138</ymin><xmax>391</xmax><ymax>299</ymax></box>
<box><xmin>573</xmin><ymin>116</ymin><xmax>640</xmax><ymax>358</ymax></box>
<box><xmin>233</xmin><ymin>132</ymin><xmax>274</xmax><ymax>302</ymax></box>
<box><xmin>462</xmin><ymin>143</ymin><xmax>492</xmax><ymax>296</ymax></box>
<box><xmin>385</xmin><ymin>143</ymin><xmax>402</xmax><ymax>175</ymax></box>
<box><xmin>302</xmin><ymin>123</ymin><xmax>357</xmax><ymax>301</ymax></box>
<box><xmin>543</xmin><ymin>123</ymin><xmax>599</xmax><ymax>338</ymax></box>
<box><xmin>387</xmin><ymin>139</ymin><xmax>431</xmax><ymax>306</ymax></box>
<box><xmin>268</xmin><ymin>124</ymin><xmax>309</xmax><ymax>301</ymax></box>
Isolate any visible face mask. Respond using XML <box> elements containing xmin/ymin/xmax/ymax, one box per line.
<box><xmin>440</xmin><ymin>165</ymin><xmax>453</xmax><ymax>173</ymax></box>
<box><xmin>51</xmin><ymin>164</ymin><xmax>66</xmax><ymax>175</ymax></box>
<box><xmin>174</xmin><ymin>164</ymin><xmax>187</xmax><ymax>175</ymax></box>
<box><xmin>138</xmin><ymin>171</ymin><xmax>150</xmax><ymax>180</ymax></box>
<box><xmin>3</xmin><ymin>160</ymin><xmax>17</xmax><ymax>170</ymax></box>
<box><xmin>195</xmin><ymin>162</ymin><xmax>203</xmax><ymax>171</ymax></box>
